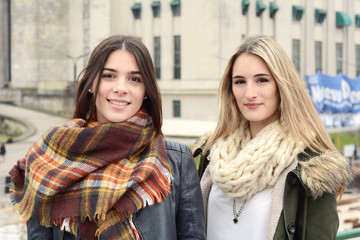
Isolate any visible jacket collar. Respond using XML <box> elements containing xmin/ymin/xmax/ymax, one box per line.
<box><xmin>298</xmin><ymin>149</ymin><xmax>353</xmax><ymax>198</ymax></box>
<box><xmin>195</xmin><ymin>133</ymin><xmax>354</xmax><ymax>199</ymax></box>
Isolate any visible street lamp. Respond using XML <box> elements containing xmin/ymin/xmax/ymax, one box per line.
<box><xmin>44</xmin><ymin>44</ymin><xmax>90</xmax><ymax>83</ymax></box>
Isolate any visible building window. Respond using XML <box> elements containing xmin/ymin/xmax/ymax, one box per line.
<box><xmin>131</xmin><ymin>3</ymin><xmax>141</xmax><ymax>19</ymax></box>
<box><xmin>315</xmin><ymin>9</ymin><xmax>327</xmax><ymax>24</ymax></box>
<box><xmin>356</xmin><ymin>45</ymin><xmax>360</xmax><ymax>76</ymax></box>
<box><xmin>151</xmin><ymin>1</ymin><xmax>161</xmax><ymax>18</ymax></box>
<box><xmin>336</xmin><ymin>12</ymin><xmax>352</xmax><ymax>27</ymax></box>
<box><xmin>336</xmin><ymin>43</ymin><xmax>343</xmax><ymax>74</ymax></box>
<box><xmin>356</xmin><ymin>14</ymin><xmax>360</xmax><ymax>28</ymax></box>
<box><xmin>170</xmin><ymin>0</ymin><xmax>181</xmax><ymax>17</ymax></box>
<box><xmin>315</xmin><ymin>41</ymin><xmax>322</xmax><ymax>72</ymax></box>
<box><xmin>242</xmin><ymin>0</ymin><xmax>249</xmax><ymax>15</ymax></box>
<box><xmin>174</xmin><ymin>36</ymin><xmax>181</xmax><ymax>79</ymax></box>
<box><xmin>292</xmin><ymin>5</ymin><xmax>304</xmax><ymax>21</ymax></box>
<box><xmin>292</xmin><ymin>39</ymin><xmax>300</xmax><ymax>73</ymax></box>
<box><xmin>256</xmin><ymin>1</ymin><xmax>266</xmax><ymax>17</ymax></box>
<box><xmin>269</xmin><ymin>2</ymin><xmax>279</xmax><ymax>18</ymax></box>
<box><xmin>154</xmin><ymin>37</ymin><xmax>161</xmax><ymax>79</ymax></box>
<box><xmin>173</xmin><ymin>100</ymin><xmax>181</xmax><ymax>117</ymax></box>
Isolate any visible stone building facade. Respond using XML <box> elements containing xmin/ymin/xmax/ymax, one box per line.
<box><xmin>1</xmin><ymin>0</ymin><xmax>360</xmax><ymax>121</ymax></box>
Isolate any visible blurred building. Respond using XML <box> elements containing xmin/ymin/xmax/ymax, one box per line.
<box><xmin>1</xmin><ymin>0</ymin><xmax>360</xmax><ymax>121</ymax></box>
<box><xmin>0</xmin><ymin>0</ymin><xmax>10</xmax><ymax>89</ymax></box>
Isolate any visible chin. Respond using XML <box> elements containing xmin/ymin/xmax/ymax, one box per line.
<box><xmin>242</xmin><ymin>114</ymin><xmax>260</xmax><ymax>122</ymax></box>
<box><xmin>100</xmin><ymin>117</ymin><xmax>126</xmax><ymax>123</ymax></box>
<box><xmin>112</xmin><ymin>118</ymin><xmax>127</xmax><ymax>123</ymax></box>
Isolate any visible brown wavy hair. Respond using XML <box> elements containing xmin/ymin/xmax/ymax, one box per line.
<box><xmin>73</xmin><ymin>35</ymin><xmax>163</xmax><ymax>134</ymax></box>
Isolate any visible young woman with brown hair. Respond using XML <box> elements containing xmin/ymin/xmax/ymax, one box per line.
<box><xmin>10</xmin><ymin>35</ymin><xmax>206</xmax><ymax>240</ymax></box>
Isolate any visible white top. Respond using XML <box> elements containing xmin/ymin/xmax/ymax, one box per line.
<box><xmin>207</xmin><ymin>183</ymin><xmax>273</xmax><ymax>240</ymax></box>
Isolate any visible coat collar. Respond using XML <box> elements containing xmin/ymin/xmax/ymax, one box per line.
<box><xmin>195</xmin><ymin>133</ymin><xmax>354</xmax><ymax>199</ymax></box>
<box><xmin>298</xmin><ymin>149</ymin><xmax>353</xmax><ymax>198</ymax></box>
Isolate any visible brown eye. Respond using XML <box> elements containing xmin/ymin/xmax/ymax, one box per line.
<box><xmin>101</xmin><ymin>73</ymin><xmax>115</xmax><ymax>79</ymax></box>
<box><xmin>129</xmin><ymin>76</ymin><xmax>142</xmax><ymax>82</ymax></box>
<box><xmin>233</xmin><ymin>79</ymin><xmax>245</xmax><ymax>84</ymax></box>
<box><xmin>257</xmin><ymin>78</ymin><xmax>269</xmax><ymax>83</ymax></box>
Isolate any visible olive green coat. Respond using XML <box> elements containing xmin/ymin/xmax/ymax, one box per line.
<box><xmin>195</xmin><ymin>147</ymin><xmax>353</xmax><ymax>240</ymax></box>
<box><xmin>272</xmin><ymin>158</ymin><xmax>339</xmax><ymax>240</ymax></box>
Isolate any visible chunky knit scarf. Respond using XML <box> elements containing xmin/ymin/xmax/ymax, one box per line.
<box><xmin>9</xmin><ymin>109</ymin><xmax>172</xmax><ymax>240</ymax></box>
<box><xmin>209</xmin><ymin>119</ymin><xmax>304</xmax><ymax>200</ymax></box>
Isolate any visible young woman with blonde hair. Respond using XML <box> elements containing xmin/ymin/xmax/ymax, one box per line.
<box><xmin>194</xmin><ymin>35</ymin><xmax>353</xmax><ymax>239</ymax></box>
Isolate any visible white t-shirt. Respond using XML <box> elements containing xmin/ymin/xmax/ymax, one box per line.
<box><xmin>207</xmin><ymin>183</ymin><xmax>273</xmax><ymax>240</ymax></box>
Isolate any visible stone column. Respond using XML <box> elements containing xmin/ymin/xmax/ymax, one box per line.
<box><xmin>0</xmin><ymin>0</ymin><xmax>10</xmax><ymax>87</ymax></box>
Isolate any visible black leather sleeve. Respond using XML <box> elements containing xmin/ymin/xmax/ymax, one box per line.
<box><xmin>27</xmin><ymin>217</ymin><xmax>54</xmax><ymax>240</ymax></box>
<box><xmin>27</xmin><ymin>217</ymin><xmax>78</xmax><ymax>240</ymax></box>
<box><xmin>176</xmin><ymin>143</ymin><xmax>206</xmax><ymax>239</ymax></box>
<box><xmin>133</xmin><ymin>140</ymin><xmax>206</xmax><ymax>240</ymax></box>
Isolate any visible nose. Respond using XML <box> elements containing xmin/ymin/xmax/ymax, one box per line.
<box><xmin>113</xmin><ymin>78</ymin><xmax>128</xmax><ymax>95</ymax></box>
<box><xmin>245</xmin><ymin>84</ymin><xmax>257</xmax><ymax>99</ymax></box>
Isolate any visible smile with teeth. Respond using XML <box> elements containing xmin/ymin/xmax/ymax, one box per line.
<box><xmin>109</xmin><ymin>100</ymin><xmax>129</xmax><ymax>106</ymax></box>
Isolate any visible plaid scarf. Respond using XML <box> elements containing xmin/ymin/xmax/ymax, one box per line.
<box><xmin>9</xmin><ymin>109</ymin><xmax>172</xmax><ymax>240</ymax></box>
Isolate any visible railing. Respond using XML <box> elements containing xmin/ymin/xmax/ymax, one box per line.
<box><xmin>0</xmin><ymin>88</ymin><xmax>22</xmax><ymax>105</ymax></box>
<box><xmin>337</xmin><ymin>228</ymin><xmax>360</xmax><ymax>239</ymax></box>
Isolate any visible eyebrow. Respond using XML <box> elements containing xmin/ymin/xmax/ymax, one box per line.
<box><xmin>103</xmin><ymin>68</ymin><xmax>117</xmax><ymax>73</ymax></box>
<box><xmin>232</xmin><ymin>73</ymin><xmax>270</xmax><ymax>79</ymax></box>
<box><xmin>103</xmin><ymin>68</ymin><xmax>141</xmax><ymax>75</ymax></box>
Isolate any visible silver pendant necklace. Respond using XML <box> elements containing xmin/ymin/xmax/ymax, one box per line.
<box><xmin>233</xmin><ymin>199</ymin><xmax>246</xmax><ymax>224</ymax></box>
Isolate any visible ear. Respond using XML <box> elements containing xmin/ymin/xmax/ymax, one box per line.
<box><xmin>89</xmin><ymin>81</ymin><xmax>97</xmax><ymax>94</ymax></box>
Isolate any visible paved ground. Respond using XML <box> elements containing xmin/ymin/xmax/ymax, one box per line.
<box><xmin>337</xmin><ymin>190</ymin><xmax>360</xmax><ymax>239</ymax></box>
<box><xmin>0</xmin><ymin>103</ymin><xmax>68</xmax><ymax>239</ymax></box>
<box><xmin>0</xmin><ymin>103</ymin><xmax>359</xmax><ymax>239</ymax></box>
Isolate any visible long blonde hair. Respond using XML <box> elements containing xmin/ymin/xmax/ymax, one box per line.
<box><xmin>203</xmin><ymin>35</ymin><xmax>336</xmax><ymax>154</ymax></box>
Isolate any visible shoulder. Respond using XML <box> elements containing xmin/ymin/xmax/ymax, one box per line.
<box><xmin>164</xmin><ymin>139</ymin><xmax>199</xmax><ymax>182</ymax></box>
<box><xmin>164</xmin><ymin>139</ymin><xmax>191</xmax><ymax>154</ymax></box>
<box><xmin>296</xmin><ymin>149</ymin><xmax>353</xmax><ymax>198</ymax></box>
<box><xmin>164</xmin><ymin>139</ymin><xmax>193</xmax><ymax>168</ymax></box>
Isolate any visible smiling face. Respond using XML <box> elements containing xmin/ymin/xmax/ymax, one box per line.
<box><xmin>91</xmin><ymin>49</ymin><xmax>146</xmax><ymax>123</ymax></box>
<box><xmin>232</xmin><ymin>53</ymin><xmax>280</xmax><ymax>137</ymax></box>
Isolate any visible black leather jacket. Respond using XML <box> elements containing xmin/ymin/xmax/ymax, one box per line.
<box><xmin>26</xmin><ymin>140</ymin><xmax>206</xmax><ymax>240</ymax></box>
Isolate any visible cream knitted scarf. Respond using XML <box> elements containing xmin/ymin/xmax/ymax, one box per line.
<box><xmin>209</xmin><ymin>119</ymin><xmax>305</xmax><ymax>200</ymax></box>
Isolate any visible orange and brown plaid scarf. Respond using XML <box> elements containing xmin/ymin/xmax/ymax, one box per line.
<box><xmin>9</xmin><ymin>109</ymin><xmax>172</xmax><ymax>240</ymax></box>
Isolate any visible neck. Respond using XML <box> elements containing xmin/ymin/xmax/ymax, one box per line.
<box><xmin>249</xmin><ymin>118</ymin><xmax>279</xmax><ymax>138</ymax></box>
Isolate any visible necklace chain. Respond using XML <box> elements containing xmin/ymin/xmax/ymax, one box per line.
<box><xmin>232</xmin><ymin>199</ymin><xmax>246</xmax><ymax>224</ymax></box>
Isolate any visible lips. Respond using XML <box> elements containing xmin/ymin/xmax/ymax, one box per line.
<box><xmin>108</xmin><ymin>99</ymin><xmax>129</xmax><ymax>106</ymax></box>
<box><xmin>245</xmin><ymin>103</ymin><xmax>262</xmax><ymax>109</ymax></box>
